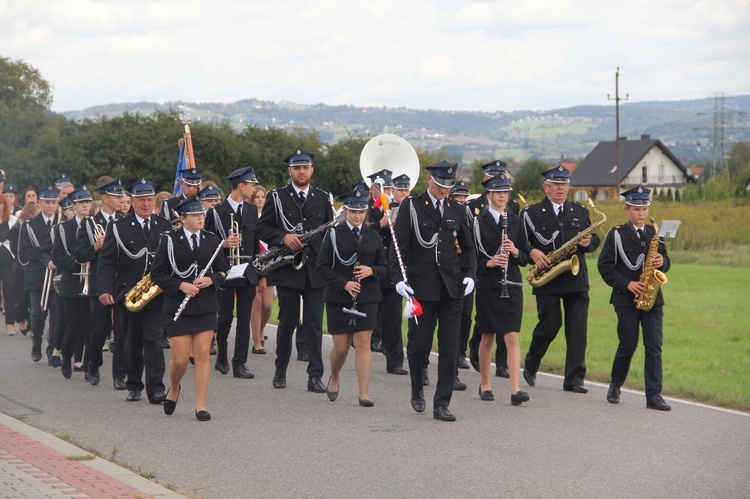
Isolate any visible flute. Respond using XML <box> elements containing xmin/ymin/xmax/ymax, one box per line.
<box><xmin>173</xmin><ymin>241</ymin><xmax>225</xmax><ymax>321</ymax></box>
<box><xmin>500</xmin><ymin>210</ymin><xmax>509</xmax><ymax>299</ymax></box>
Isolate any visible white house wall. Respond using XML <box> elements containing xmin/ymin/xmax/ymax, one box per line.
<box><xmin>621</xmin><ymin>145</ymin><xmax>688</xmax><ymax>198</ymax></box>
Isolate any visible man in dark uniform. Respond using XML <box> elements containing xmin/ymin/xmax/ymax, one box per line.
<box><xmin>370</xmin><ymin>173</ymin><xmax>408</xmax><ymax>376</ymax></box>
<box><xmin>52</xmin><ymin>187</ymin><xmax>94</xmax><ymax>379</ymax></box>
<box><xmin>449</xmin><ymin>179</ymin><xmax>473</xmax><ymax>374</ymax></box>
<box><xmin>467</xmin><ymin>160</ymin><xmax>520</xmax><ymax>378</ymax></box>
<box><xmin>162</xmin><ymin>168</ymin><xmax>203</xmax><ymax>222</ymax></box>
<box><xmin>17</xmin><ymin>187</ymin><xmax>60</xmax><ymax>363</ymax></box>
<box><xmin>78</xmin><ymin>178</ymin><xmax>127</xmax><ymax>388</ymax></box>
<box><xmin>365</xmin><ymin>169</ymin><xmax>393</xmax><ymax>354</ymax></box>
<box><xmin>204</xmin><ymin>166</ymin><xmax>264</xmax><ymax>379</ymax></box>
<box><xmin>391</xmin><ymin>161</ymin><xmax>477</xmax><ymax>421</ymax></box>
<box><xmin>257</xmin><ymin>149</ymin><xmax>333</xmax><ymax>393</ymax></box>
<box><xmin>598</xmin><ymin>186</ymin><xmax>672</xmax><ymax>411</ymax></box>
<box><xmin>97</xmin><ymin>179</ymin><xmax>171</xmax><ymax>403</ymax></box>
<box><xmin>521</xmin><ymin>165</ymin><xmax>600</xmax><ymax>393</ymax></box>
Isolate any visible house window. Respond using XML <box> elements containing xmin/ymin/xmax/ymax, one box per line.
<box><xmin>658</xmin><ymin>162</ymin><xmax>665</xmax><ymax>183</ymax></box>
<box><xmin>642</xmin><ymin>164</ymin><xmax>648</xmax><ymax>183</ymax></box>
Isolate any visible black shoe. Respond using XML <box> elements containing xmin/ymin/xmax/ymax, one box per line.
<box><xmin>422</xmin><ymin>367</ymin><xmax>429</xmax><ymax>386</ymax></box>
<box><xmin>387</xmin><ymin>367</ymin><xmax>408</xmax><ymax>375</ymax></box>
<box><xmin>495</xmin><ymin>366</ymin><xmax>510</xmax><ymax>378</ymax></box>
<box><xmin>511</xmin><ymin>391</ymin><xmax>530</xmax><ymax>405</ymax></box>
<box><xmin>607</xmin><ymin>384</ymin><xmax>621</xmax><ymax>404</ymax></box>
<box><xmin>469</xmin><ymin>347</ymin><xmax>480</xmax><ymax>372</ymax></box>
<box><xmin>433</xmin><ymin>406</ymin><xmax>457</xmax><ymax>421</ymax></box>
<box><xmin>564</xmin><ymin>385</ymin><xmax>589</xmax><ymax>394</ymax></box>
<box><xmin>108</xmin><ymin>340</ymin><xmax>115</xmax><ymax>353</ymax></box>
<box><xmin>647</xmin><ymin>395</ymin><xmax>671</xmax><ymax>411</ymax></box>
<box><xmin>85</xmin><ymin>368</ymin><xmax>100</xmax><ymax>386</ymax></box>
<box><xmin>73</xmin><ymin>364</ymin><xmax>86</xmax><ymax>372</ymax></box>
<box><xmin>195</xmin><ymin>409</ymin><xmax>212</xmax><ymax>421</ymax></box>
<box><xmin>308</xmin><ymin>376</ymin><xmax>327</xmax><ymax>393</ymax></box>
<box><xmin>326</xmin><ymin>376</ymin><xmax>339</xmax><ymax>401</ymax></box>
<box><xmin>214</xmin><ymin>360</ymin><xmax>230</xmax><ymax>375</ymax></box>
<box><xmin>126</xmin><ymin>390</ymin><xmax>141</xmax><ymax>402</ymax></box>
<box><xmin>297</xmin><ymin>349</ymin><xmax>308</xmax><ymax>361</ymax></box>
<box><xmin>251</xmin><ymin>347</ymin><xmax>266</xmax><ymax>355</ymax></box>
<box><xmin>49</xmin><ymin>355</ymin><xmax>61</xmax><ymax>368</ymax></box>
<box><xmin>61</xmin><ymin>358</ymin><xmax>72</xmax><ymax>379</ymax></box>
<box><xmin>479</xmin><ymin>386</ymin><xmax>494</xmax><ymax>401</ymax></box>
<box><xmin>453</xmin><ymin>377</ymin><xmax>467</xmax><ymax>391</ymax></box>
<box><xmin>233</xmin><ymin>365</ymin><xmax>255</xmax><ymax>379</ymax></box>
<box><xmin>523</xmin><ymin>368</ymin><xmax>536</xmax><ymax>387</ymax></box>
<box><xmin>370</xmin><ymin>341</ymin><xmax>383</xmax><ymax>353</ymax></box>
<box><xmin>164</xmin><ymin>385</ymin><xmax>181</xmax><ymax>416</ymax></box>
<box><xmin>411</xmin><ymin>390</ymin><xmax>426</xmax><ymax>413</ymax></box>
<box><xmin>272</xmin><ymin>369</ymin><xmax>286</xmax><ymax>389</ymax></box>
<box><xmin>113</xmin><ymin>378</ymin><xmax>127</xmax><ymax>390</ymax></box>
<box><xmin>359</xmin><ymin>398</ymin><xmax>374</xmax><ymax>407</ymax></box>
<box><xmin>150</xmin><ymin>391</ymin><xmax>167</xmax><ymax>404</ymax></box>
<box><xmin>31</xmin><ymin>350</ymin><xmax>42</xmax><ymax>362</ymax></box>
<box><xmin>457</xmin><ymin>356</ymin><xmax>470</xmax><ymax>370</ymax></box>
<box><xmin>20</xmin><ymin>325</ymin><xmax>30</xmax><ymax>336</ymax></box>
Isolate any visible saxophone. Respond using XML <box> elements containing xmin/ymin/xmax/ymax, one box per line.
<box><xmin>526</xmin><ymin>199</ymin><xmax>606</xmax><ymax>288</ymax></box>
<box><xmin>124</xmin><ymin>274</ymin><xmax>163</xmax><ymax>312</ymax></box>
<box><xmin>634</xmin><ymin>218</ymin><xmax>668</xmax><ymax>312</ymax></box>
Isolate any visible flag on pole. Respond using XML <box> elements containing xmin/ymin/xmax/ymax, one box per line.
<box><xmin>173</xmin><ymin>138</ymin><xmax>186</xmax><ymax>197</ymax></box>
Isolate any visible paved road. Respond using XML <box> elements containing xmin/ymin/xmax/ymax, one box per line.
<box><xmin>1</xmin><ymin>325</ymin><xmax>748</xmax><ymax>498</ymax></box>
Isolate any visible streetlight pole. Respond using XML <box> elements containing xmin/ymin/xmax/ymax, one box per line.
<box><xmin>608</xmin><ymin>67</ymin><xmax>628</xmax><ymax>198</ymax></box>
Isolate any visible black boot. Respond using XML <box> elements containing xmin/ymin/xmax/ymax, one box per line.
<box><xmin>61</xmin><ymin>357</ymin><xmax>73</xmax><ymax>379</ymax></box>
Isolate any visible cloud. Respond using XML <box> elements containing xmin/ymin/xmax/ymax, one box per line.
<box><xmin>1</xmin><ymin>0</ymin><xmax>748</xmax><ymax>112</ymax></box>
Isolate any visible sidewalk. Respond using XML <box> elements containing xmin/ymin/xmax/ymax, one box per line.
<box><xmin>0</xmin><ymin>411</ymin><xmax>185</xmax><ymax>499</ymax></box>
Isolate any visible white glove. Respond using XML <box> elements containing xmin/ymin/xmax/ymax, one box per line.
<box><xmin>462</xmin><ymin>277</ymin><xmax>475</xmax><ymax>296</ymax></box>
<box><xmin>395</xmin><ymin>281</ymin><xmax>414</xmax><ymax>299</ymax></box>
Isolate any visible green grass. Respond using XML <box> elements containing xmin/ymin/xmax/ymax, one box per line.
<box><xmin>67</xmin><ymin>454</ymin><xmax>95</xmax><ymax>461</ymax></box>
<box><xmin>267</xmin><ymin>261</ymin><xmax>750</xmax><ymax>411</ymax></box>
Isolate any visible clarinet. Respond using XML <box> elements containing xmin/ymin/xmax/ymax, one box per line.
<box><xmin>500</xmin><ymin>210</ymin><xmax>510</xmax><ymax>299</ymax></box>
<box><xmin>343</xmin><ymin>230</ymin><xmax>365</xmax><ymax>325</ymax></box>
<box><xmin>173</xmin><ymin>240</ymin><xmax>226</xmax><ymax>321</ymax></box>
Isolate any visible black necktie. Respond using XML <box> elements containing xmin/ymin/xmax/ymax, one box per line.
<box><xmin>352</xmin><ymin>226</ymin><xmax>360</xmax><ymax>238</ymax></box>
<box><xmin>191</xmin><ymin>233</ymin><xmax>199</xmax><ymax>260</ymax></box>
<box><xmin>236</xmin><ymin>204</ymin><xmax>242</xmax><ymax>220</ymax></box>
<box><xmin>636</xmin><ymin>228</ymin><xmax>643</xmax><ymax>239</ymax></box>
<box><xmin>557</xmin><ymin>205</ymin><xmax>564</xmax><ymax>223</ymax></box>
<box><xmin>143</xmin><ymin>218</ymin><xmax>151</xmax><ymax>247</ymax></box>
<box><xmin>298</xmin><ymin>191</ymin><xmax>306</xmax><ymax>204</ymax></box>
<box><xmin>47</xmin><ymin>219</ymin><xmax>52</xmax><ymax>227</ymax></box>
<box><xmin>108</xmin><ymin>215</ymin><xmax>114</xmax><ymax>224</ymax></box>
<box><xmin>435</xmin><ymin>200</ymin><xmax>442</xmax><ymax>220</ymax></box>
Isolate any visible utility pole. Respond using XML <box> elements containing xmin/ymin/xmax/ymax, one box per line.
<box><xmin>608</xmin><ymin>67</ymin><xmax>628</xmax><ymax>197</ymax></box>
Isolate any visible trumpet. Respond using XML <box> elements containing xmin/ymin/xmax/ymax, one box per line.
<box><xmin>228</xmin><ymin>213</ymin><xmax>243</xmax><ymax>266</ymax></box>
<box><xmin>75</xmin><ymin>223</ymin><xmax>105</xmax><ymax>296</ymax></box>
<box><xmin>41</xmin><ymin>264</ymin><xmax>55</xmax><ymax>311</ymax></box>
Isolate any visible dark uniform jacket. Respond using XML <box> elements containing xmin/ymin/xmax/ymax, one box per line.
<box><xmin>390</xmin><ymin>191</ymin><xmax>477</xmax><ymax>301</ymax></box>
<box><xmin>475</xmin><ymin>210</ymin><xmax>531</xmax><ymax>289</ymax></box>
<box><xmin>316</xmin><ymin>223</ymin><xmax>388</xmax><ymax>304</ymax></box>
<box><xmin>597</xmin><ymin>222</ymin><xmax>670</xmax><ymax>308</ymax></box>
<box><xmin>367</xmin><ymin>199</ymin><xmax>397</xmax><ymax>289</ymax></box>
<box><xmin>203</xmin><ymin>198</ymin><xmax>260</xmax><ymax>287</ymax></box>
<box><xmin>522</xmin><ymin>197</ymin><xmax>600</xmax><ymax>296</ymax></box>
<box><xmin>97</xmin><ymin>212</ymin><xmax>171</xmax><ymax>306</ymax></box>
<box><xmin>467</xmin><ymin>195</ymin><xmax>520</xmax><ymax>218</ymax></box>
<box><xmin>18</xmin><ymin>212</ymin><xmax>60</xmax><ymax>291</ymax></box>
<box><xmin>151</xmin><ymin>229</ymin><xmax>229</xmax><ymax>316</ymax></box>
<box><xmin>75</xmin><ymin>211</ymin><xmax>120</xmax><ymax>297</ymax></box>
<box><xmin>256</xmin><ymin>182</ymin><xmax>333</xmax><ymax>289</ymax></box>
<box><xmin>51</xmin><ymin>218</ymin><xmax>85</xmax><ymax>298</ymax></box>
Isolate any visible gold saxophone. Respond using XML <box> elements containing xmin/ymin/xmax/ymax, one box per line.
<box><xmin>527</xmin><ymin>199</ymin><xmax>606</xmax><ymax>288</ymax></box>
<box><xmin>124</xmin><ymin>273</ymin><xmax>163</xmax><ymax>312</ymax></box>
<box><xmin>634</xmin><ymin>217</ymin><xmax>668</xmax><ymax>312</ymax></box>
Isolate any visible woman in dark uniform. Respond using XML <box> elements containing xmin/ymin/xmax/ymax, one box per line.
<box><xmin>316</xmin><ymin>188</ymin><xmax>388</xmax><ymax>406</ymax></box>
<box><xmin>0</xmin><ymin>193</ymin><xmax>20</xmax><ymax>335</ymax></box>
<box><xmin>151</xmin><ymin>197</ymin><xmax>228</xmax><ymax>421</ymax></box>
<box><xmin>473</xmin><ymin>173</ymin><xmax>531</xmax><ymax>405</ymax></box>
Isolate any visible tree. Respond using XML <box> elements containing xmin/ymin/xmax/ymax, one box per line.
<box><xmin>0</xmin><ymin>56</ymin><xmax>53</xmax><ymax>111</ymax></box>
<box><xmin>513</xmin><ymin>158</ymin><xmax>550</xmax><ymax>194</ymax></box>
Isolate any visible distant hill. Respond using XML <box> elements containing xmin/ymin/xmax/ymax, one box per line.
<box><xmin>61</xmin><ymin>95</ymin><xmax>750</xmax><ymax>165</ymax></box>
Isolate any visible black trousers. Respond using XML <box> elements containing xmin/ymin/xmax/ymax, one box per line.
<box><xmin>87</xmin><ymin>298</ymin><xmax>125</xmax><ymax>379</ymax></box>
<box><xmin>406</xmin><ymin>281</ymin><xmax>462</xmax><ymax>410</ymax></box>
<box><xmin>122</xmin><ymin>303</ymin><xmax>165</xmax><ymax>400</ymax></box>
<box><xmin>0</xmin><ymin>260</ymin><xmax>17</xmax><ymax>325</ymax></box>
<box><xmin>28</xmin><ymin>289</ymin><xmax>58</xmax><ymax>360</ymax></box>
<box><xmin>13</xmin><ymin>267</ymin><xmax>29</xmax><ymax>325</ymax></box>
<box><xmin>379</xmin><ymin>287</ymin><xmax>405</xmax><ymax>371</ymax></box>
<box><xmin>525</xmin><ymin>292</ymin><xmax>589</xmax><ymax>388</ymax></box>
<box><xmin>275</xmin><ymin>285</ymin><xmax>324</xmax><ymax>379</ymax></box>
<box><xmin>61</xmin><ymin>297</ymin><xmax>90</xmax><ymax>362</ymax></box>
<box><xmin>217</xmin><ymin>285</ymin><xmax>256</xmax><ymax>367</ymax></box>
<box><xmin>611</xmin><ymin>306</ymin><xmax>664</xmax><ymax>399</ymax></box>
<box><xmin>53</xmin><ymin>293</ymin><xmax>66</xmax><ymax>351</ymax></box>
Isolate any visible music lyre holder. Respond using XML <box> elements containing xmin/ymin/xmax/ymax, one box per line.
<box><xmin>342</xmin><ymin>306</ymin><xmax>367</xmax><ymax>318</ymax></box>
<box><xmin>657</xmin><ymin>220</ymin><xmax>681</xmax><ymax>239</ymax></box>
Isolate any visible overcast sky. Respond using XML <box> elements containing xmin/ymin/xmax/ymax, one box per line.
<box><xmin>2</xmin><ymin>0</ymin><xmax>749</xmax><ymax>113</ymax></box>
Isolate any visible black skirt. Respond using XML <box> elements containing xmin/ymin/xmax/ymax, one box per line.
<box><xmin>326</xmin><ymin>302</ymin><xmax>378</xmax><ymax>335</ymax></box>
<box><xmin>166</xmin><ymin>312</ymin><xmax>217</xmax><ymax>337</ymax></box>
<box><xmin>474</xmin><ymin>287</ymin><xmax>523</xmax><ymax>336</ymax></box>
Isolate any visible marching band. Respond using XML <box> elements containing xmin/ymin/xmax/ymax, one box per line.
<box><xmin>0</xmin><ymin>135</ymin><xmax>674</xmax><ymax>421</ymax></box>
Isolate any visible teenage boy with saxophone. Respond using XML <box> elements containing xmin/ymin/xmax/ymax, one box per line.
<box><xmin>597</xmin><ymin>186</ymin><xmax>672</xmax><ymax>411</ymax></box>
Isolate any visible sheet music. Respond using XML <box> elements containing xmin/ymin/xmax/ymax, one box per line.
<box><xmin>658</xmin><ymin>220</ymin><xmax>681</xmax><ymax>239</ymax></box>
<box><xmin>225</xmin><ymin>263</ymin><xmax>248</xmax><ymax>280</ymax></box>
